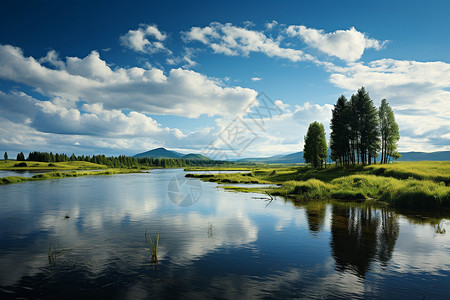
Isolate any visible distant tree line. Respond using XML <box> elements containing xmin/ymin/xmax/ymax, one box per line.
<box><xmin>20</xmin><ymin>151</ymin><xmax>230</xmax><ymax>168</ymax></box>
<box><xmin>304</xmin><ymin>87</ymin><xmax>400</xmax><ymax>168</ymax></box>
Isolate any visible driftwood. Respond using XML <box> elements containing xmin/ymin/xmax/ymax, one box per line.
<box><xmin>252</xmin><ymin>191</ymin><xmax>275</xmax><ymax>207</ymax></box>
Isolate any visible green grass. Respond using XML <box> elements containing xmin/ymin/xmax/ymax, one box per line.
<box><xmin>0</xmin><ymin>169</ymin><xmax>139</xmax><ymax>185</ymax></box>
<box><xmin>186</xmin><ymin>161</ymin><xmax>450</xmax><ymax>209</ymax></box>
<box><xmin>0</xmin><ymin>160</ymin><xmax>108</xmax><ymax>171</ymax></box>
<box><xmin>274</xmin><ymin>175</ymin><xmax>449</xmax><ymax>208</ymax></box>
<box><xmin>364</xmin><ymin>161</ymin><xmax>450</xmax><ymax>184</ymax></box>
<box><xmin>145</xmin><ymin>227</ymin><xmax>160</xmax><ymax>264</ymax></box>
<box><xmin>186</xmin><ymin>172</ymin><xmax>267</xmax><ymax>184</ymax></box>
<box><xmin>0</xmin><ymin>176</ymin><xmax>29</xmax><ymax>184</ymax></box>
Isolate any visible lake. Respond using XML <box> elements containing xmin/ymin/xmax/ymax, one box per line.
<box><xmin>0</xmin><ymin>169</ymin><xmax>449</xmax><ymax>299</ymax></box>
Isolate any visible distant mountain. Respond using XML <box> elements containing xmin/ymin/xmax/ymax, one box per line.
<box><xmin>237</xmin><ymin>150</ymin><xmax>450</xmax><ymax>164</ymax></box>
<box><xmin>133</xmin><ymin>147</ymin><xmax>183</xmax><ymax>159</ymax></box>
<box><xmin>396</xmin><ymin>151</ymin><xmax>450</xmax><ymax>161</ymax></box>
<box><xmin>238</xmin><ymin>152</ymin><xmax>304</xmax><ymax>164</ymax></box>
<box><xmin>182</xmin><ymin>154</ymin><xmax>211</xmax><ymax>161</ymax></box>
<box><xmin>134</xmin><ymin>148</ymin><xmax>449</xmax><ymax>163</ymax></box>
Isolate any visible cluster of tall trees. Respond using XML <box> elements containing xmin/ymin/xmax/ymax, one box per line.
<box><xmin>330</xmin><ymin>87</ymin><xmax>399</xmax><ymax>165</ymax></box>
<box><xmin>304</xmin><ymin>87</ymin><xmax>400</xmax><ymax>168</ymax></box>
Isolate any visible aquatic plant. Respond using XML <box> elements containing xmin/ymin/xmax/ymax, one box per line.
<box><xmin>145</xmin><ymin>227</ymin><xmax>160</xmax><ymax>264</ymax></box>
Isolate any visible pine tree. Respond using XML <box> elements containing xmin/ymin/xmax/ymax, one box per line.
<box><xmin>350</xmin><ymin>87</ymin><xmax>380</xmax><ymax>165</ymax></box>
<box><xmin>379</xmin><ymin>99</ymin><xmax>400</xmax><ymax>163</ymax></box>
<box><xmin>330</xmin><ymin>95</ymin><xmax>351</xmax><ymax>165</ymax></box>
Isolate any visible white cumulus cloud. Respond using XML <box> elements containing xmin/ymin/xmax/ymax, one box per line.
<box><xmin>183</xmin><ymin>22</ymin><xmax>315</xmax><ymax>63</ymax></box>
<box><xmin>0</xmin><ymin>44</ymin><xmax>257</xmax><ymax>118</ymax></box>
<box><xmin>120</xmin><ymin>24</ymin><xmax>170</xmax><ymax>54</ymax></box>
<box><xmin>286</xmin><ymin>26</ymin><xmax>387</xmax><ymax>62</ymax></box>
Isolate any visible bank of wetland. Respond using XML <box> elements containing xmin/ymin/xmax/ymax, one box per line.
<box><xmin>0</xmin><ymin>160</ymin><xmax>140</xmax><ymax>185</ymax></box>
<box><xmin>2</xmin><ymin>159</ymin><xmax>449</xmax><ymax>210</ymax></box>
<box><xmin>186</xmin><ymin>161</ymin><xmax>450</xmax><ymax>210</ymax></box>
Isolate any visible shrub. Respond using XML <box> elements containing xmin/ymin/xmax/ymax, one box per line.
<box><xmin>14</xmin><ymin>162</ymin><xmax>28</xmax><ymax>167</ymax></box>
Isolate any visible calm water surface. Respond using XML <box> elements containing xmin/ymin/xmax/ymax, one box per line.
<box><xmin>0</xmin><ymin>170</ymin><xmax>50</xmax><ymax>178</ymax></box>
<box><xmin>0</xmin><ymin>169</ymin><xmax>449</xmax><ymax>299</ymax></box>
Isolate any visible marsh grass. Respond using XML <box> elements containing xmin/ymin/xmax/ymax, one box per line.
<box><xmin>0</xmin><ymin>169</ymin><xmax>139</xmax><ymax>185</ymax></box>
<box><xmin>145</xmin><ymin>227</ymin><xmax>160</xmax><ymax>264</ymax></box>
<box><xmin>364</xmin><ymin>161</ymin><xmax>450</xmax><ymax>184</ymax></box>
<box><xmin>186</xmin><ymin>173</ymin><xmax>267</xmax><ymax>184</ymax></box>
<box><xmin>0</xmin><ymin>176</ymin><xmax>28</xmax><ymax>184</ymax></box>
<box><xmin>192</xmin><ymin>161</ymin><xmax>450</xmax><ymax>209</ymax></box>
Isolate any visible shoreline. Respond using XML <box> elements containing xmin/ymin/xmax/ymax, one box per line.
<box><xmin>0</xmin><ymin>169</ymin><xmax>142</xmax><ymax>185</ymax></box>
<box><xmin>185</xmin><ymin>161</ymin><xmax>450</xmax><ymax>210</ymax></box>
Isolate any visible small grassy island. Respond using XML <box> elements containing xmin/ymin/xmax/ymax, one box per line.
<box><xmin>0</xmin><ymin>160</ymin><xmax>139</xmax><ymax>185</ymax></box>
<box><xmin>186</xmin><ymin>161</ymin><xmax>450</xmax><ymax>210</ymax></box>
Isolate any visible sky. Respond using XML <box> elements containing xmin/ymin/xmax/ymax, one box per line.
<box><xmin>0</xmin><ymin>0</ymin><xmax>449</xmax><ymax>158</ymax></box>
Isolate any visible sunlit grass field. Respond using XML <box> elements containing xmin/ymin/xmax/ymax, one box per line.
<box><xmin>187</xmin><ymin>161</ymin><xmax>450</xmax><ymax>209</ymax></box>
<box><xmin>364</xmin><ymin>161</ymin><xmax>450</xmax><ymax>183</ymax></box>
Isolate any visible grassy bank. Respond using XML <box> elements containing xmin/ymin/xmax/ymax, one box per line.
<box><xmin>0</xmin><ymin>169</ymin><xmax>140</xmax><ymax>185</ymax></box>
<box><xmin>0</xmin><ymin>160</ymin><xmax>108</xmax><ymax>171</ymax></box>
<box><xmin>186</xmin><ymin>161</ymin><xmax>450</xmax><ymax>209</ymax></box>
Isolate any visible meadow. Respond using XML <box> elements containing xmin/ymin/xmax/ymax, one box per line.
<box><xmin>186</xmin><ymin>161</ymin><xmax>450</xmax><ymax>209</ymax></box>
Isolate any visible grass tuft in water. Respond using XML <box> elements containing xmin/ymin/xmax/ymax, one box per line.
<box><xmin>145</xmin><ymin>227</ymin><xmax>160</xmax><ymax>264</ymax></box>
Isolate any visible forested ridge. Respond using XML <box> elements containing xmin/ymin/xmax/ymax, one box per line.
<box><xmin>17</xmin><ymin>151</ymin><xmax>228</xmax><ymax>168</ymax></box>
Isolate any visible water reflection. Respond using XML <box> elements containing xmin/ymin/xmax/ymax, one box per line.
<box><xmin>304</xmin><ymin>202</ymin><xmax>327</xmax><ymax>235</ymax></box>
<box><xmin>0</xmin><ymin>170</ymin><xmax>449</xmax><ymax>299</ymax></box>
<box><xmin>330</xmin><ymin>205</ymin><xmax>399</xmax><ymax>277</ymax></box>
<box><xmin>0</xmin><ymin>170</ymin><xmax>49</xmax><ymax>177</ymax></box>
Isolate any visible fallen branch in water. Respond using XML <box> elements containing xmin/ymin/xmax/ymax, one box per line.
<box><xmin>251</xmin><ymin>191</ymin><xmax>275</xmax><ymax>207</ymax></box>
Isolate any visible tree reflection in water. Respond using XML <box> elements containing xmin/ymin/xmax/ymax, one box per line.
<box><xmin>304</xmin><ymin>202</ymin><xmax>327</xmax><ymax>235</ymax></box>
<box><xmin>330</xmin><ymin>205</ymin><xmax>399</xmax><ymax>277</ymax></box>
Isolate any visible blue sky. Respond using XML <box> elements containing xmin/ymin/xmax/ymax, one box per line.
<box><xmin>0</xmin><ymin>0</ymin><xmax>449</xmax><ymax>158</ymax></box>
